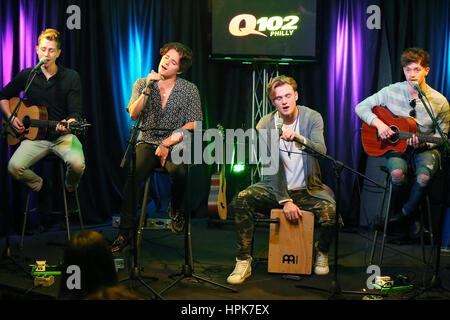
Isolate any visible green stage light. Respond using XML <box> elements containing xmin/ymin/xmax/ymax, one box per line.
<box><xmin>232</xmin><ymin>163</ymin><xmax>246</xmax><ymax>174</ymax></box>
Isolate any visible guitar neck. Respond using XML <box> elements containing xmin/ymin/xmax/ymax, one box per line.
<box><xmin>29</xmin><ymin>119</ymin><xmax>65</xmax><ymax>129</ymax></box>
<box><xmin>398</xmin><ymin>131</ymin><xmax>447</xmax><ymax>145</ymax></box>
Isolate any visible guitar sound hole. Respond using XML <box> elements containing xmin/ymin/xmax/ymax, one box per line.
<box><xmin>22</xmin><ymin>115</ymin><xmax>31</xmax><ymax>129</ymax></box>
<box><xmin>388</xmin><ymin>126</ymin><xmax>399</xmax><ymax>143</ymax></box>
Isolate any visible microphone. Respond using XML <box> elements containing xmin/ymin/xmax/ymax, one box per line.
<box><xmin>276</xmin><ymin>117</ymin><xmax>284</xmax><ymax>137</ymax></box>
<box><xmin>146</xmin><ymin>73</ymin><xmax>165</xmax><ymax>89</ymax></box>
<box><xmin>277</xmin><ymin>116</ymin><xmax>307</xmax><ymax>148</ymax></box>
<box><xmin>31</xmin><ymin>58</ymin><xmax>48</xmax><ymax>73</ymax></box>
<box><xmin>411</xmin><ymin>82</ymin><xmax>425</xmax><ymax>96</ymax></box>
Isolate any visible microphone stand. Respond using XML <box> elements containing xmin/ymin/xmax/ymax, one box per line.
<box><xmin>1</xmin><ymin>68</ymin><xmax>41</xmax><ymax>280</ymax></box>
<box><xmin>119</xmin><ymin>84</ymin><xmax>163</xmax><ymax>300</ymax></box>
<box><xmin>1</xmin><ymin>69</ymin><xmax>40</xmax><ymax>139</ymax></box>
<box><xmin>291</xmin><ymin>137</ymin><xmax>388</xmax><ymax>299</ymax></box>
<box><xmin>158</xmin><ymin>127</ymin><xmax>238</xmax><ymax>297</ymax></box>
<box><xmin>407</xmin><ymin>87</ymin><xmax>450</xmax><ymax>298</ymax></box>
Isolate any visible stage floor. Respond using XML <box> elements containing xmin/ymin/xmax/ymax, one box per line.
<box><xmin>1</xmin><ymin>218</ymin><xmax>450</xmax><ymax>301</ymax></box>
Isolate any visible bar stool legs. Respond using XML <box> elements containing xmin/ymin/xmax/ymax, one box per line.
<box><xmin>370</xmin><ymin>168</ymin><xmax>434</xmax><ymax>266</ymax></box>
<box><xmin>369</xmin><ymin>171</ymin><xmax>393</xmax><ymax>266</ymax></box>
<box><xmin>20</xmin><ymin>160</ymin><xmax>84</xmax><ymax>249</ymax></box>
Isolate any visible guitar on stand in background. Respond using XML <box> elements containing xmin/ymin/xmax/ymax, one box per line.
<box><xmin>207</xmin><ymin>124</ymin><xmax>227</xmax><ymax>220</ymax></box>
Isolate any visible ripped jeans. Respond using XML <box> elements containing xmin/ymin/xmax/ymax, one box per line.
<box><xmin>386</xmin><ymin>149</ymin><xmax>440</xmax><ymax>216</ymax></box>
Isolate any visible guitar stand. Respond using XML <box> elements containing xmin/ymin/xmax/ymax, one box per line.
<box><xmin>159</xmin><ymin>165</ymin><xmax>238</xmax><ymax>296</ymax></box>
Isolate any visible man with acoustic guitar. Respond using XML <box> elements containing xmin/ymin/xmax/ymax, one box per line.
<box><xmin>0</xmin><ymin>29</ymin><xmax>85</xmax><ymax>212</ymax></box>
<box><xmin>226</xmin><ymin>76</ymin><xmax>337</xmax><ymax>284</ymax></box>
<box><xmin>355</xmin><ymin>48</ymin><xmax>450</xmax><ymax>231</ymax></box>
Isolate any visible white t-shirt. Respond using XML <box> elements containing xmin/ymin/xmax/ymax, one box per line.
<box><xmin>277</xmin><ymin>116</ymin><xmax>307</xmax><ymax>191</ymax></box>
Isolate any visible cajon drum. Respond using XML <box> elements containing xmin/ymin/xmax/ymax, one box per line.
<box><xmin>268</xmin><ymin>209</ymin><xmax>314</xmax><ymax>275</ymax></box>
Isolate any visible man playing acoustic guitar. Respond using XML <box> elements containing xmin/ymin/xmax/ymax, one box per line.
<box><xmin>355</xmin><ymin>48</ymin><xmax>449</xmax><ymax>231</ymax></box>
<box><xmin>0</xmin><ymin>29</ymin><xmax>85</xmax><ymax>211</ymax></box>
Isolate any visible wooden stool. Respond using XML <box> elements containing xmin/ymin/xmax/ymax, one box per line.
<box><xmin>20</xmin><ymin>156</ymin><xmax>84</xmax><ymax>249</ymax></box>
<box><xmin>268</xmin><ymin>209</ymin><xmax>314</xmax><ymax>275</ymax></box>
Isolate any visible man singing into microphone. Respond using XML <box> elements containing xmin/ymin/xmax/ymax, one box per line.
<box><xmin>226</xmin><ymin>75</ymin><xmax>337</xmax><ymax>284</ymax></box>
<box><xmin>111</xmin><ymin>42</ymin><xmax>202</xmax><ymax>253</ymax></box>
<box><xmin>0</xmin><ymin>28</ymin><xmax>85</xmax><ymax>216</ymax></box>
<box><xmin>355</xmin><ymin>48</ymin><xmax>449</xmax><ymax>231</ymax></box>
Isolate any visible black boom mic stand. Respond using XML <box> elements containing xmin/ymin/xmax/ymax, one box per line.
<box><xmin>158</xmin><ymin>127</ymin><xmax>238</xmax><ymax>297</ymax></box>
<box><xmin>0</xmin><ymin>68</ymin><xmax>41</xmax><ymax>280</ymax></box>
<box><xmin>119</xmin><ymin>84</ymin><xmax>163</xmax><ymax>300</ymax></box>
<box><xmin>287</xmin><ymin>135</ymin><xmax>387</xmax><ymax>299</ymax></box>
<box><xmin>407</xmin><ymin>85</ymin><xmax>450</xmax><ymax>299</ymax></box>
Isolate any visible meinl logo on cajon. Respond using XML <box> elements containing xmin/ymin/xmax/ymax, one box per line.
<box><xmin>282</xmin><ymin>254</ymin><xmax>298</xmax><ymax>264</ymax></box>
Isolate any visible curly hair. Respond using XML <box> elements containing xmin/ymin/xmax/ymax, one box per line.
<box><xmin>401</xmin><ymin>48</ymin><xmax>430</xmax><ymax>68</ymax></box>
<box><xmin>160</xmin><ymin>42</ymin><xmax>193</xmax><ymax>73</ymax></box>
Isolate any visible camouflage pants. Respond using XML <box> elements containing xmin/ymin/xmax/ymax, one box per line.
<box><xmin>230</xmin><ymin>184</ymin><xmax>336</xmax><ymax>260</ymax></box>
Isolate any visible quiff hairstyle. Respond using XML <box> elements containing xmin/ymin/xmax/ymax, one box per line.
<box><xmin>267</xmin><ymin>75</ymin><xmax>298</xmax><ymax>100</ymax></box>
<box><xmin>38</xmin><ymin>28</ymin><xmax>61</xmax><ymax>49</ymax></box>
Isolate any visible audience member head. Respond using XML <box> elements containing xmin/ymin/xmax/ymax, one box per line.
<box><xmin>58</xmin><ymin>231</ymin><xmax>118</xmax><ymax>299</ymax></box>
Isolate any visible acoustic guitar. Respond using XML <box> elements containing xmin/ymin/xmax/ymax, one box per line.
<box><xmin>207</xmin><ymin>124</ymin><xmax>227</xmax><ymax>220</ymax></box>
<box><xmin>361</xmin><ymin>105</ymin><xmax>448</xmax><ymax>157</ymax></box>
<box><xmin>2</xmin><ymin>97</ymin><xmax>91</xmax><ymax>145</ymax></box>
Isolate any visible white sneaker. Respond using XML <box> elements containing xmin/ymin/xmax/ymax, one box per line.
<box><xmin>227</xmin><ymin>257</ymin><xmax>252</xmax><ymax>284</ymax></box>
<box><xmin>314</xmin><ymin>243</ymin><xmax>329</xmax><ymax>275</ymax></box>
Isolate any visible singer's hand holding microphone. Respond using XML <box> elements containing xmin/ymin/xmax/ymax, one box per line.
<box><xmin>143</xmin><ymin>70</ymin><xmax>164</xmax><ymax>94</ymax></box>
<box><xmin>277</xmin><ymin>118</ymin><xmax>306</xmax><ymax>145</ymax></box>
<box><xmin>280</xmin><ymin>127</ymin><xmax>303</xmax><ymax>143</ymax></box>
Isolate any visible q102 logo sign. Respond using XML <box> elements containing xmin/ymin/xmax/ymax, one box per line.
<box><xmin>229</xmin><ymin>14</ymin><xmax>300</xmax><ymax>38</ymax></box>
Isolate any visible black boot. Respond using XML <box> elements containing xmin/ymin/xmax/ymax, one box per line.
<box><xmin>387</xmin><ymin>211</ymin><xmax>413</xmax><ymax>233</ymax></box>
<box><xmin>111</xmin><ymin>230</ymin><xmax>132</xmax><ymax>254</ymax></box>
<box><xmin>169</xmin><ymin>203</ymin><xmax>185</xmax><ymax>234</ymax></box>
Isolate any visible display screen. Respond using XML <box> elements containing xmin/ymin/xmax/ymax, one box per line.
<box><xmin>211</xmin><ymin>0</ymin><xmax>317</xmax><ymax>59</ymax></box>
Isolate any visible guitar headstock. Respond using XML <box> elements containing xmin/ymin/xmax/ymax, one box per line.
<box><xmin>67</xmin><ymin>119</ymin><xmax>92</xmax><ymax>135</ymax></box>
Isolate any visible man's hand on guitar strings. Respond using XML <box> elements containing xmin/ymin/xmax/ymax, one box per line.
<box><xmin>406</xmin><ymin>134</ymin><xmax>421</xmax><ymax>149</ymax></box>
<box><xmin>10</xmin><ymin>115</ymin><xmax>25</xmax><ymax>133</ymax></box>
<box><xmin>372</xmin><ymin>118</ymin><xmax>395</xmax><ymax>140</ymax></box>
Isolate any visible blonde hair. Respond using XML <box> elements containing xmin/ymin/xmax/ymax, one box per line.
<box><xmin>267</xmin><ymin>75</ymin><xmax>297</xmax><ymax>100</ymax></box>
<box><xmin>38</xmin><ymin>28</ymin><xmax>61</xmax><ymax>49</ymax></box>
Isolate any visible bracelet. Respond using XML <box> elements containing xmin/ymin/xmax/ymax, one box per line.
<box><xmin>160</xmin><ymin>142</ymin><xmax>170</xmax><ymax>149</ymax></box>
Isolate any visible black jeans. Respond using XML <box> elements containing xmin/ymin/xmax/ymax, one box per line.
<box><xmin>120</xmin><ymin>143</ymin><xmax>187</xmax><ymax>232</ymax></box>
